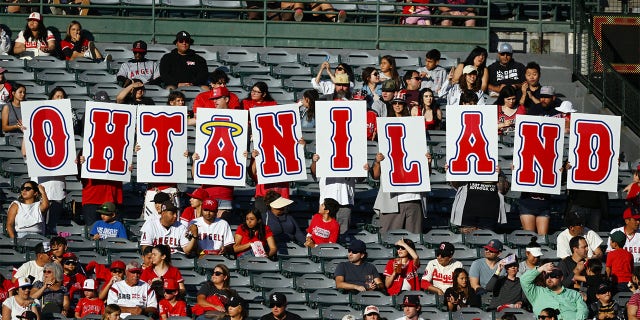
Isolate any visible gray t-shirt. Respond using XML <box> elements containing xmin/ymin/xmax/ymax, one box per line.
<box><xmin>334</xmin><ymin>261</ymin><xmax>380</xmax><ymax>289</ymax></box>
<box><xmin>469</xmin><ymin>258</ymin><xmax>500</xmax><ymax>288</ymax></box>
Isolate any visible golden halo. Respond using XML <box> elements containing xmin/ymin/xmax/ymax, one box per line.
<box><xmin>200</xmin><ymin>120</ymin><xmax>243</xmax><ymax>137</ymax></box>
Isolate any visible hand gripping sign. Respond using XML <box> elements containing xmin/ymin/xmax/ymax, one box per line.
<box><xmin>315</xmin><ymin>100</ymin><xmax>368</xmax><ymax>178</ymax></box>
<box><xmin>446</xmin><ymin>106</ymin><xmax>499</xmax><ymax>181</ymax></box>
<box><xmin>193</xmin><ymin>108</ymin><xmax>248</xmax><ymax>186</ymax></box>
<box><xmin>511</xmin><ymin>115</ymin><xmax>564</xmax><ymax>195</ymax></box>
<box><xmin>136</xmin><ymin>105</ymin><xmax>188</xmax><ymax>184</ymax></box>
<box><xmin>376</xmin><ymin>116</ymin><xmax>431</xmax><ymax>192</ymax></box>
<box><xmin>22</xmin><ymin>99</ymin><xmax>77</xmax><ymax>177</ymax></box>
<box><xmin>249</xmin><ymin>104</ymin><xmax>307</xmax><ymax>184</ymax></box>
<box><xmin>567</xmin><ymin>113</ymin><xmax>620</xmax><ymax>192</ymax></box>
<box><xmin>81</xmin><ymin>102</ymin><xmax>136</xmax><ymax>182</ymax></box>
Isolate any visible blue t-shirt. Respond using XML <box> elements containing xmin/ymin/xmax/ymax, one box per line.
<box><xmin>90</xmin><ymin>220</ymin><xmax>127</xmax><ymax>239</ymax></box>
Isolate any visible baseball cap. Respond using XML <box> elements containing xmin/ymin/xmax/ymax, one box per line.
<box><xmin>209</xmin><ymin>86</ymin><xmax>230</xmax><ymax>100</ymax></box>
<box><xmin>391</xmin><ymin>90</ymin><xmax>406</xmax><ymax>104</ymax></box>
<box><xmin>93</xmin><ymin>90</ymin><xmax>111</xmax><ymax>102</ymax></box>
<box><xmin>202</xmin><ymin>199</ymin><xmax>219</xmax><ymax>212</ymax></box>
<box><xmin>62</xmin><ymin>252</ymin><xmax>77</xmax><ymax>261</ymax></box>
<box><xmin>125</xmin><ymin>261</ymin><xmax>142</xmax><ymax>273</ymax></box>
<box><xmin>132</xmin><ymin>40</ymin><xmax>147</xmax><ymax>53</ymax></box>
<box><xmin>483</xmin><ymin>239</ymin><xmax>503</xmax><ymax>253</ymax></box>
<box><xmin>546</xmin><ymin>268</ymin><xmax>563</xmax><ymax>278</ymax></box>
<box><xmin>163</xmin><ymin>279</ymin><xmax>179</xmax><ymax>291</ymax></box>
<box><xmin>110</xmin><ymin>260</ymin><xmax>126</xmax><ymax>270</ymax></box>
<box><xmin>173</xmin><ymin>31</ymin><xmax>194</xmax><ymax>45</ymax></box>
<box><xmin>17</xmin><ymin>311</ymin><xmax>37</xmax><ymax>320</ymax></box>
<box><xmin>269</xmin><ymin>197</ymin><xmax>294</xmax><ymax>209</ymax></box>
<box><xmin>35</xmin><ymin>242</ymin><xmax>51</xmax><ymax>254</ymax></box>
<box><xmin>187</xmin><ymin>188</ymin><xmax>209</xmax><ymax>201</ymax></box>
<box><xmin>27</xmin><ymin>12</ymin><xmax>42</xmax><ymax>22</ymax></box>
<box><xmin>17</xmin><ymin>277</ymin><xmax>32</xmax><ymax>288</ymax></box>
<box><xmin>539</xmin><ymin>86</ymin><xmax>556</xmax><ymax>98</ymax></box>
<box><xmin>363</xmin><ymin>305</ymin><xmax>379</xmax><ymax>315</ymax></box>
<box><xmin>610</xmin><ymin>230</ymin><xmax>627</xmax><ymax>247</ymax></box>
<box><xmin>161</xmin><ymin>201</ymin><xmax>178</xmax><ymax>213</ymax></box>
<box><xmin>268</xmin><ymin>292</ymin><xmax>287</xmax><ymax>307</ymax></box>
<box><xmin>402</xmin><ymin>295</ymin><xmax>420</xmax><ymax>307</ymax></box>
<box><xmin>565</xmin><ymin>211</ymin><xmax>585</xmax><ymax>227</ymax></box>
<box><xmin>151</xmin><ymin>192</ymin><xmax>171</xmax><ymax>203</ymax></box>
<box><xmin>227</xmin><ymin>295</ymin><xmax>247</xmax><ymax>308</ymax></box>
<box><xmin>83</xmin><ymin>279</ymin><xmax>97</xmax><ymax>290</ymax></box>
<box><xmin>462</xmin><ymin>65</ymin><xmax>478</xmax><ymax>74</ymax></box>
<box><xmin>436</xmin><ymin>242</ymin><xmax>455</xmax><ymax>257</ymax></box>
<box><xmin>525</xmin><ymin>247</ymin><xmax>543</xmax><ymax>257</ymax></box>
<box><xmin>0</xmin><ymin>67</ymin><xmax>6</xmax><ymax>74</ymax></box>
<box><xmin>597</xmin><ymin>283</ymin><xmax>612</xmax><ymax>294</ymax></box>
<box><xmin>97</xmin><ymin>202</ymin><xmax>116</xmax><ymax>214</ymax></box>
<box><xmin>349</xmin><ymin>239</ymin><xmax>367</xmax><ymax>254</ymax></box>
<box><xmin>497</xmin><ymin>43</ymin><xmax>513</xmax><ymax>54</ymax></box>
<box><xmin>381</xmin><ymin>79</ymin><xmax>398</xmax><ymax>92</ymax></box>
<box><xmin>334</xmin><ymin>74</ymin><xmax>350</xmax><ymax>85</ymax></box>
<box><xmin>556</xmin><ymin>100</ymin><xmax>577</xmax><ymax>113</ymax></box>
<box><xmin>623</xmin><ymin>207</ymin><xmax>640</xmax><ymax>220</ymax></box>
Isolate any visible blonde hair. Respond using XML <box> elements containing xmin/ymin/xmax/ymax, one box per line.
<box><xmin>102</xmin><ymin>304</ymin><xmax>121</xmax><ymax>320</ymax></box>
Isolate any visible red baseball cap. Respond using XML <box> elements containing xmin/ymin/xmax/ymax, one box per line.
<box><xmin>623</xmin><ymin>207</ymin><xmax>640</xmax><ymax>220</ymax></box>
<box><xmin>163</xmin><ymin>279</ymin><xmax>179</xmax><ymax>291</ymax></box>
<box><xmin>209</xmin><ymin>87</ymin><xmax>230</xmax><ymax>100</ymax></box>
<box><xmin>187</xmin><ymin>188</ymin><xmax>209</xmax><ymax>201</ymax></box>
<box><xmin>110</xmin><ymin>260</ymin><xmax>126</xmax><ymax>270</ymax></box>
<box><xmin>202</xmin><ymin>199</ymin><xmax>219</xmax><ymax>212</ymax></box>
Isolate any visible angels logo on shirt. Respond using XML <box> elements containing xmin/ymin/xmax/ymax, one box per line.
<box><xmin>187</xmin><ymin>61</ymin><xmax>195</xmax><ymax>66</ymax></box>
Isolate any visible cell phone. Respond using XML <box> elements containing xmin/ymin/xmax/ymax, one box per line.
<box><xmin>325</xmin><ymin>55</ymin><xmax>330</xmax><ymax>62</ymax></box>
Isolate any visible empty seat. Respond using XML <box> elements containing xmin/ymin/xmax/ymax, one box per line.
<box><xmin>321</xmin><ymin>305</ymin><xmax>360</xmax><ymax>320</ymax></box>
<box><xmin>102</xmin><ymin>45</ymin><xmax>132</xmax><ymax>60</ymax></box>
<box><xmin>283</xmin><ymin>76</ymin><xmax>313</xmax><ymax>92</ymax></box>
<box><xmin>98</xmin><ymin>237</ymin><xmax>139</xmax><ymax>254</ymax></box>
<box><xmin>89</xmin><ymin>0</ymin><xmax>122</xmax><ymax>15</ymax></box>
<box><xmin>77</xmin><ymin>70</ymin><xmax>116</xmax><ymax>85</ymax></box>
<box><xmin>310</xmin><ymin>243</ymin><xmax>347</xmax><ymax>261</ymax></box>
<box><xmin>237</xmin><ymin>256</ymin><xmax>280</xmax><ymax>274</ymax></box>
<box><xmin>161</xmin><ymin>0</ymin><xmax>202</xmax><ymax>18</ymax></box>
<box><xmin>423</xmin><ymin>229</ymin><xmax>463</xmax><ymax>247</ymax></box>
<box><xmin>232</xmin><ymin>62</ymin><xmax>271</xmax><ymax>77</ymax></box>
<box><xmin>259</xmin><ymin>50</ymin><xmax>298</xmax><ymax>66</ymax></box>
<box><xmin>201</xmin><ymin>0</ymin><xmax>243</xmax><ymax>19</ymax></box>
<box><xmin>381</xmin><ymin>229</ymin><xmax>422</xmax><ymax>247</ymax></box>
<box><xmin>507</xmin><ymin>230</ymin><xmax>547</xmax><ymax>248</ymax></box>
<box><xmin>270</xmin><ymin>64</ymin><xmax>312</xmax><ymax>79</ymax></box>
<box><xmin>266</xmin><ymin>288</ymin><xmax>308</xmax><ymax>305</ymax></box>
<box><xmin>26</xmin><ymin>56</ymin><xmax>67</xmax><ymax>70</ymax></box>
<box><xmin>294</xmin><ymin>274</ymin><xmax>335</xmax><ymax>292</ymax></box>
<box><xmin>121</xmin><ymin>0</ymin><xmax>162</xmax><ymax>16</ymax></box>
<box><xmin>465</xmin><ymin>229</ymin><xmax>504</xmax><ymax>248</ymax></box>
<box><xmin>341</xmin><ymin>51</ymin><xmax>378</xmax><ymax>66</ymax></box>
<box><xmin>49</xmin><ymin>82</ymin><xmax>88</xmax><ymax>96</ymax></box>
<box><xmin>36</xmin><ymin>69</ymin><xmax>76</xmax><ymax>84</ymax></box>
<box><xmin>250</xmin><ymin>273</ymin><xmax>294</xmax><ymax>291</ymax></box>
<box><xmin>351</xmin><ymin>290</ymin><xmax>393</xmax><ymax>309</ymax></box>
<box><xmin>65</xmin><ymin>235</ymin><xmax>96</xmax><ymax>251</ymax></box>
<box><xmin>68</xmin><ymin>58</ymin><xmax>110</xmax><ymax>72</ymax></box>
<box><xmin>242</xmin><ymin>74</ymin><xmax>282</xmax><ymax>90</ymax></box>
<box><xmin>219</xmin><ymin>48</ymin><xmax>259</xmax><ymax>65</ymax></box>
<box><xmin>191</xmin><ymin>46</ymin><xmax>219</xmax><ymax>61</ymax></box>
<box><xmin>298</xmin><ymin>51</ymin><xmax>339</xmax><ymax>66</ymax></box>
<box><xmin>284</xmin><ymin>304</ymin><xmax>320</xmax><ymax>320</ymax></box>
<box><xmin>279</xmin><ymin>258</ymin><xmax>322</xmax><ymax>276</ymax></box>
<box><xmin>364</xmin><ymin>243</ymin><xmax>394</xmax><ymax>260</ymax></box>
<box><xmin>307</xmin><ymin>288</ymin><xmax>350</xmax><ymax>307</ymax></box>
<box><xmin>0</xmin><ymin>55</ymin><xmax>26</xmax><ymax>69</ymax></box>
<box><xmin>4</xmin><ymin>69</ymin><xmax>35</xmax><ymax>82</ymax></box>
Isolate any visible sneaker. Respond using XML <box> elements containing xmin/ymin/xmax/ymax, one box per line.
<box><xmin>337</xmin><ymin>10</ymin><xmax>347</xmax><ymax>23</ymax></box>
<box><xmin>294</xmin><ymin>8</ymin><xmax>303</xmax><ymax>22</ymax></box>
<box><xmin>87</xmin><ymin>41</ymin><xmax>96</xmax><ymax>60</ymax></box>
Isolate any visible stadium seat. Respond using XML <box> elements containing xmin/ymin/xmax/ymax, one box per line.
<box><xmin>77</xmin><ymin>70</ymin><xmax>117</xmax><ymax>85</ymax></box>
<box><xmin>171</xmin><ymin>253</ymin><xmax>195</xmax><ymax>270</ymax></box>
<box><xmin>141</xmin><ymin>84</ymin><xmax>170</xmax><ymax>98</ymax></box>
<box><xmin>307</xmin><ymin>288</ymin><xmax>351</xmax><ymax>307</ymax></box>
<box><xmin>259</xmin><ymin>50</ymin><xmax>298</xmax><ymax>66</ymax></box>
<box><xmin>76</xmin><ymin>251</ymin><xmax>109</xmax><ymax>265</ymax></box>
<box><xmin>423</xmin><ymin>229</ymin><xmax>463</xmax><ymax>247</ymax></box>
<box><xmin>284</xmin><ymin>304</ymin><xmax>320</xmax><ymax>320</ymax></box>
<box><xmin>494</xmin><ymin>307</ymin><xmax>535</xmax><ymax>319</ymax></box>
<box><xmin>396</xmin><ymin>291</ymin><xmax>437</xmax><ymax>307</ymax></box>
<box><xmin>381</xmin><ymin>229</ymin><xmax>422</xmax><ymax>247</ymax></box>
<box><xmin>0</xmin><ymin>55</ymin><xmax>26</xmax><ymax>69</ymax></box>
<box><xmin>295</xmin><ymin>274</ymin><xmax>335</xmax><ymax>292</ymax></box>
<box><xmin>99</xmin><ymin>237</ymin><xmax>139</xmax><ymax>255</ymax></box>
<box><xmin>364</xmin><ymin>243</ymin><xmax>394</xmax><ymax>260</ymax></box>
<box><xmin>0</xmin><ymin>146</ymin><xmax>23</xmax><ymax>161</ymax></box>
<box><xmin>279</xmin><ymin>257</ymin><xmax>323</xmax><ymax>276</ymax></box>
<box><xmin>237</xmin><ymin>256</ymin><xmax>280</xmax><ymax>274</ymax></box>
<box><xmin>26</xmin><ymin>56</ymin><xmax>67</xmax><ymax>71</ymax></box>
<box><xmin>450</xmin><ymin>307</ymin><xmax>491</xmax><ymax>320</ymax></box>
<box><xmin>352</xmin><ymin>230</ymin><xmax>380</xmax><ymax>244</ymax></box>
<box><xmin>121</xmin><ymin>0</ymin><xmax>162</xmax><ymax>16</ymax></box>
<box><xmin>321</xmin><ymin>305</ymin><xmax>361</xmax><ymax>320</ymax></box>
<box><xmin>49</xmin><ymin>82</ymin><xmax>89</xmax><ymax>96</ymax></box>
<box><xmin>310</xmin><ymin>243</ymin><xmax>348</xmax><ymax>262</ymax></box>
<box><xmin>506</xmin><ymin>230</ymin><xmax>547</xmax><ymax>248</ymax></box>
<box><xmin>270</xmin><ymin>64</ymin><xmax>312</xmax><ymax>79</ymax></box>
<box><xmin>101</xmin><ymin>45</ymin><xmax>131</xmax><ymax>60</ymax></box>
<box><xmin>265</xmin><ymin>288</ymin><xmax>308</xmax><ymax>305</ymax></box>
<box><xmin>201</xmin><ymin>0</ymin><xmax>243</xmax><ymax>19</ymax></box>
<box><xmin>220</xmin><ymin>48</ymin><xmax>259</xmax><ymax>65</ymax></box>
<box><xmin>161</xmin><ymin>0</ymin><xmax>202</xmax><ymax>18</ymax></box>
<box><xmin>351</xmin><ymin>290</ymin><xmax>393</xmax><ymax>309</ymax></box>
<box><xmin>229</xmin><ymin>273</ymin><xmax>251</xmax><ymax>287</ymax></box>
<box><xmin>0</xmin><ymin>248</ymin><xmax>27</xmax><ymax>266</ymax></box>
<box><xmin>248</xmin><ymin>303</ymin><xmax>270</xmax><ymax>319</ymax></box>
<box><xmin>283</xmin><ymin>76</ymin><xmax>314</xmax><ymax>92</ymax></box>
<box><xmin>377</xmin><ymin>306</ymin><xmax>403</xmax><ymax>320</ymax></box>
<box><xmin>357</xmin><ymin>0</ymin><xmax>397</xmax><ymax>24</ymax></box>
<box><xmin>465</xmin><ymin>229</ymin><xmax>505</xmax><ymax>248</ymax></box>
<box><xmin>36</xmin><ymin>69</ymin><xmax>76</xmax><ymax>84</ymax></box>
<box><xmin>190</xmin><ymin>46</ymin><xmax>219</xmax><ymax>62</ymax></box>
<box><xmin>89</xmin><ymin>0</ymin><xmax>122</xmax><ymax>15</ymax></box>
<box><xmin>250</xmin><ymin>273</ymin><xmax>294</xmax><ymax>291</ymax></box>
<box><xmin>4</xmin><ymin>69</ymin><xmax>35</xmax><ymax>82</ymax></box>
<box><xmin>242</xmin><ymin>74</ymin><xmax>282</xmax><ymax>90</ymax></box>
<box><xmin>66</xmin><ymin>235</ymin><xmax>96</xmax><ymax>251</ymax></box>
<box><xmin>235</xmin><ymin>287</ymin><xmax>263</xmax><ymax>302</ymax></box>
<box><xmin>452</xmin><ymin>243</ymin><xmax>479</xmax><ymax>260</ymax></box>
<box><xmin>67</xmin><ymin>59</ymin><xmax>110</xmax><ymax>72</ymax></box>
<box><xmin>278</xmin><ymin>242</ymin><xmax>310</xmax><ymax>259</ymax></box>
<box><xmin>341</xmin><ymin>51</ymin><xmax>378</xmax><ymax>67</ymax></box>
<box><xmin>143</xmin><ymin>45</ymin><xmax>171</xmax><ymax>61</ymax></box>
<box><xmin>298</xmin><ymin>51</ymin><xmax>339</xmax><ymax>66</ymax></box>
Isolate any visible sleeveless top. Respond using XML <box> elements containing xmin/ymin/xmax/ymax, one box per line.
<box><xmin>4</xmin><ymin>102</ymin><xmax>21</xmax><ymax>133</ymax></box>
<box><xmin>12</xmin><ymin>200</ymin><xmax>44</xmax><ymax>235</ymax></box>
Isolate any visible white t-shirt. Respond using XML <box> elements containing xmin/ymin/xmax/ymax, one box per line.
<box><xmin>139</xmin><ymin>219</ymin><xmax>188</xmax><ymax>253</ymax></box>
<box><xmin>607</xmin><ymin>226</ymin><xmax>640</xmax><ymax>263</ymax></box>
<box><xmin>2</xmin><ymin>296</ymin><xmax>40</xmax><ymax>320</ymax></box>
<box><xmin>421</xmin><ymin>259</ymin><xmax>463</xmax><ymax>292</ymax></box>
<box><xmin>107</xmin><ymin>280</ymin><xmax>157</xmax><ymax>318</ymax></box>
<box><xmin>190</xmin><ymin>217</ymin><xmax>234</xmax><ymax>252</ymax></box>
<box><xmin>14</xmin><ymin>261</ymin><xmax>44</xmax><ymax>283</ymax></box>
<box><xmin>318</xmin><ymin>177</ymin><xmax>355</xmax><ymax>206</ymax></box>
<box><xmin>15</xmin><ymin>30</ymin><xmax>55</xmax><ymax>57</ymax></box>
<box><xmin>556</xmin><ymin>228</ymin><xmax>603</xmax><ymax>259</ymax></box>
<box><xmin>33</xmin><ymin>176</ymin><xmax>66</xmax><ymax>201</ymax></box>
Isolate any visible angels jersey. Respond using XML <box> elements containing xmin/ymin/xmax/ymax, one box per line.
<box><xmin>107</xmin><ymin>280</ymin><xmax>157</xmax><ymax>309</ymax></box>
<box><xmin>190</xmin><ymin>217</ymin><xmax>234</xmax><ymax>253</ymax></box>
<box><xmin>139</xmin><ymin>219</ymin><xmax>188</xmax><ymax>253</ymax></box>
<box><xmin>607</xmin><ymin>226</ymin><xmax>640</xmax><ymax>263</ymax></box>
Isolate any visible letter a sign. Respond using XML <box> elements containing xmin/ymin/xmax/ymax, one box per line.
<box><xmin>567</xmin><ymin>113</ymin><xmax>620</xmax><ymax>192</ymax></box>
<box><xmin>446</xmin><ymin>106</ymin><xmax>498</xmax><ymax>181</ymax></box>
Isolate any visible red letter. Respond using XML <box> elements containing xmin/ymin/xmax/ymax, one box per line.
<box><xmin>386</xmin><ymin>124</ymin><xmax>420</xmax><ymax>185</ymax></box>
<box><xmin>87</xmin><ymin>109</ymin><xmax>132</xmax><ymax>174</ymax></box>
<box><xmin>572</xmin><ymin>120</ymin><xmax>614</xmax><ymax>184</ymax></box>
<box><xmin>29</xmin><ymin>106</ymin><xmax>70</xmax><ymax>170</ymax></box>
<box><xmin>197</xmin><ymin>115</ymin><xmax>243</xmax><ymax>179</ymax></box>
<box><xmin>449</xmin><ymin>112</ymin><xmax>495</xmax><ymax>175</ymax></box>
<box><xmin>254</xmin><ymin>111</ymin><xmax>302</xmax><ymax>176</ymax></box>
<box><xmin>330</xmin><ymin>108</ymin><xmax>352</xmax><ymax>171</ymax></box>
<box><xmin>140</xmin><ymin>112</ymin><xmax>184</xmax><ymax>176</ymax></box>
<box><xmin>517</xmin><ymin>122</ymin><xmax>561</xmax><ymax>186</ymax></box>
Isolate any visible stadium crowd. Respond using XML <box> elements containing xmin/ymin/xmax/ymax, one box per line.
<box><xmin>0</xmin><ymin>13</ymin><xmax>638</xmax><ymax>320</ymax></box>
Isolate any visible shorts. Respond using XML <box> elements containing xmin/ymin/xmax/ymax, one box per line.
<box><xmin>518</xmin><ymin>203</ymin><xmax>551</xmax><ymax>218</ymax></box>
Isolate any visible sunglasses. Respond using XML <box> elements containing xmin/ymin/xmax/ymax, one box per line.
<box><xmin>545</xmin><ymin>274</ymin><xmax>561</xmax><ymax>279</ymax></box>
<box><xmin>100</xmin><ymin>212</ymin><xmax>115</xmax><ymax>216</ymax></box>
<box><xmin>372</xmin><ymin>72</ymin><xmax>379</xmax><ymax>76</ymax></box>
<box><xmin>538</xmin><ymin>316</ymin><xmax>551</xmax><ymax>320</ymax></box>
<box><xmin>44</xmin><ymin>270</ymin><xmax>52</xmax><ymax>274</ymax></box>
<box><xmin>213</xmin><ymin>271</ymin><xmax>225</xmax><ymax>276</ymax></box>
<box><xmin>348</xmin><ymin>250</ymin><xmax>364</xmax><ymax>254</ymax></box>
<box><xmin>395</xmin><ymin>246</ymin><xmax>406</xmax><ymax>250</ymax></box>
<box><xmin>336</xmin><ymin>67</ymin><xmax>344</xmax><ymax>71</ymax></box>
<box><xmin>177</xmin><ymin>39</ymin><xmax>190</xmax><ymax>44</ymax></box>
<box><xmin>270</xmin><ymin>303</ymin><xmax>285</xmax><ymax>308</ymax></box>
<box><xmin>499</xmin><ymin>52</ymin><xmax>513</xmax><ymax>56</ymax></box>
<box><xmin>412</xmin><ymin>77</ymin><xmax>422</xmax><ymax>80</ymax></box>
<box><xmin>111</xmin><ymin>269</ymin><xmax>124</xmax><ymax>273</ymax></box>
<box><xmin>21</xmin><ymin>186</ymin><xmax>33</xmax><ymax>191</ymax></box>
<box><xmin>164</xmin><ymin>290</ymin><xmax>177</xmax><ymax>294</ymax></box>
<box><xmin>19</xmin><ymin>286</ymin><xmax>32</xmax><ymax>290</ymax></box>
<box><xmin>63</xmin><ymin>260</ymin><xmax>77</xmax><ymax>265</ymax></box>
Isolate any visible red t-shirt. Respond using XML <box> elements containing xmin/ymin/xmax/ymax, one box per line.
<box><xmin>60</xmin><ymin>38</ymin><xmax>90</xmax><ymax>61</ymax></box>
<box><xmin>497</xmin><ymin>104</ymin><xmax>526</xmax><ymax>135</ymax></box>
<box><xmin>366</xmin><ymin>110</ymin><xmax>378</xmax><ymax>140</ymax></box>
<box><xmin>140</xmin><ymin>266</ymin><xmax>184</xmax><ymax>285</ymax></box>
<box><xmin>75</xmin><ymin>297</ymin><xmax>105</xmax><ymax>318</ymax></box>
<box><xmin>235</xmin><ymin>225</ymin><xmax>274</xmax><ymax>257</ymax></box>
<box><xmin>606</xmin><ymin>248</ymin><xmax>634</xmax><ymax>283</ymax></box>
<box><xmin>242</xmin><ymin>99</ymin><xmax>277</xmax><ymax>110</ymax></box>
<box><xmin>383</xmin><ymin>259</ymin><xmax>421</xmax><ymax>295</ymax></box>
<box><xmin>159</xmin><ymin>299</ymin><xmax>187</xmax><ymax>317</ymax></box>
<box><xmin>81</xmin><ymin>179</ymin><xmax>123</xmax><ymax>205</ymax></box>
<box><xmin>180</xmin><ymin>206</ymin><xmax>199</xmax><ymax>224</ymax></box>
<box><xmin>63</xmin><ymin>272</ymin><xmax>87</xmax><ymax>300</ymax></box>
<box><xmin>0</xmin><ymin>279</ymin><xmax>13</xmax><ymax>304</ymax></box>
<box><xmin>193</xmin><ymin>91</ymin><xmax>241</xmax><ymax>112</ymax></box>
<box><xmin>627</xmin><ymin>183</ymin><xmax>640</xmax><ymax>201</ymax></box>
<box><xmin>255</xmin><ymin>182</ymin><xmax>289</xmax><ymax>198</ymax></box>
<box><xmin>306</xmin><ymin>214</ymin><xmax>339</xmax><ymax>245</ymax></box>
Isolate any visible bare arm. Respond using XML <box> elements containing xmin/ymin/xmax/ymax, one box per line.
<box><xmin>470</xmin><ymin>276</ymin><xmax>481</xmax><ymax>291</ymax></box>
<box><xmin>197</xmin><ymin>294</ymin><xmax>224</xmax><ymax>311</ymax></box>
<box><xmin>6</xmin><ymin>202</ymin><xmax>18</xmax><ymax>238</ymax></box>
<box><xmin>335</xmin><ymin>275</ymin><xmax>366</xmax><ymax>292</ymax></box>
<box><xmin>371</xmin><ymin>153</ymin><xmax>384</xmax><ymax>180</ymax></box>
<box><xmin>38</xmin><ymin>184</ymin><xmax>49</xmax><ymax>213</ymax></box>
<box><xmin>1</xmin><ymin>105</ymin><xmax>21</xmax><ymax>133</ymax></box>
<box><xmin>13</xmin><ymin>42</ymin><xmax>26</xmax><ymax>55</ymax></box>
<box><xmin>629</xmin><ymin>304</ymin><xmax>639</xmax><ymax>320</ymax></box>
<box><xmin>592</xmin><ymin>247</ymin><xmax>604</xmax><ymax>260</ymax></box>
<box><xmin>233</xmin><ymin>233</ymin><xmax>251</xmax><ymax>253</ymax></box>
<box><xmin>2</xmin><ymin>304</ymin><xmax>11</xmax><ymax>320</ymax></box>
<box><xmin>266</xmin><ymin>235</ymin><xmax>277</xmax><ymax>257</ymax></box>
<box><xmin>310</xmin><ymin>154</ymin><xmax>318</xmax><ymax>179</ymax></box>
<box><xmin>116</xmin><ymin>82</ymin><xmax>143</xmax><ymax>103</ymax></box>
<box><xmin>481</xmin><ymin>67</ymin><xmax>489</xmax><ymax>92</ymax></box>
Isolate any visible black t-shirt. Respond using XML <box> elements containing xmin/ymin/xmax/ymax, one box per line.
<box><xmin>260</xmin><ymin>311</ymin><xmax>303</xmax><ymax>320</ymax></box>
<box><xmin>488</xmin><ymin>60</ymin><xmax>526</xmax><ymax>87</ymax></box>
<box><xmin>462</xmin><ymin>182</ymin><xmax>500</xmax><ymax>223</ymax></box>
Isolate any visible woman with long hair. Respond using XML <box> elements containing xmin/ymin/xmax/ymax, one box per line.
<box><xmin>2</xmin><ymin>278</ymin><xmax>41</xmax><ymax>320</ymax></box>
<box><xmin>386</xmin><ymin>92</ymin><xmax>410</xmax><ymax>118</ymax></box>
<box><xmin>13</xmin><ymin>12</ymin><xmax>55</xmax><ymax>58</ymax></box>
<box><xmin>383</xmin><ymin>238</ymin><xmax>420</xmax><ymax>295</ymax></box>
<box><xmin>444</xmin><ymin>268</ymin><xmax>481</xmax><ymax>311</ymax></box>
<box><xmin>234</xmin><ymin>210</ymin><xmax>277</xmax><ymax>258</ymax></box>
<box><xmin>2</xmin><ymin>84</ymin><xmax>26</xmax><ymax>135</ymax></box>
<box><xmin>60</xmin><ymin>20</ymin><xmax>104</xmax><ymax>61</ymax></box>
<box><xmin>193</xmin><ymin>264</ymin><xmax>236</xmax><ymax>318</ymax></box>
<box><xmin>439</xmin><ymin>65</ymin><xmax>485</xmax><ymax>106</ymax></box>
<box><xmin>496</xmin><ymin>86</ymin><xmax>526</xmax><ymax>135</ymax></box>
<box><xmin>31</xmin><ymin>262</ymin><xmax>70</xmax><ymax>316</ymax></box>
<box><xmin>116</xmin><ymin>79</ymin><xmax>155</xmax><ymax>105</ymax></box>
<box><xmin>411</xmin><ymin>88</ymin><xmax>442</xmax><ymax>130</ymax></box>
<box><xmin>140</xmin><ymin>244</ymin><xmax>185</xmax><ymax>294</ymax></box>
<box><xmin>379</xmin><ymin>55</ymin><xmax>401</xmax><ymax>88</ymax></box>
<box><xmin>242</xmin><ymin>81</ymin><xmax>277</xmax><ymax>110</ymax></box>
<box><xmin>48</xmin><ymin>87</ymin><xmax>68</xmax><ymax>100</ymax></box>
<box><xmin>538</xmin><ymin>308</ymin><xmax>560</xmax><ymax>320</ymax></box>
<box><xmin>299</xmin><ymin>89</ymin><xmax>318</xmax><ymax>128</ymax></box>
<box><xmin>452</xmin><ymin>46</ymin><xmax>489</xmax><ymax>91</ymax></box>
<box><xmin>6</xmin><ymin>180</ymin><xmax>48</xmax><ymax>238</ymax></box>
<box><xmin>312</xmin><ymin>62</ymin><xmax>354</xmax><ymax>95</ymax></box>
<box><xmin>361</xmin><ymin>67</ymin><xmax>382</xmax><ymax>107</ymax></box>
